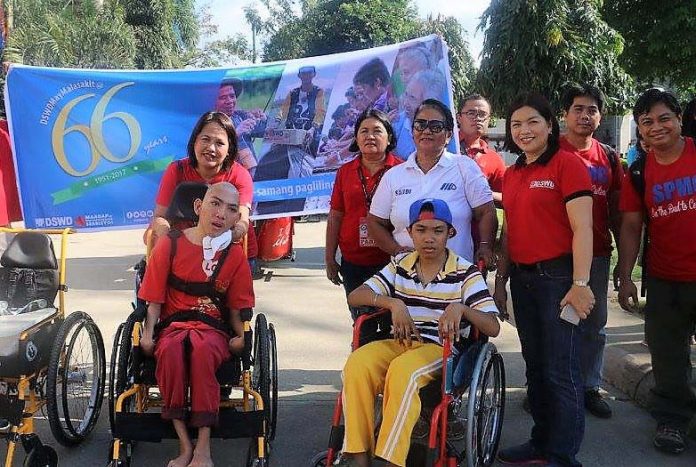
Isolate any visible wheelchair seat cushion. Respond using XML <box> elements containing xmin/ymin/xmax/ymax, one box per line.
<box><xmin>1</xmin><ymin>232</ymin><xmax>58</xmax><ymax>269</ymax></box>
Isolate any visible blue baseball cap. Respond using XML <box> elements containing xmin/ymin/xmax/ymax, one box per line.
<box><xmin>408</xmin><ymin>198</ymin><xmax>456</xmax><ymax>236</ymax></box>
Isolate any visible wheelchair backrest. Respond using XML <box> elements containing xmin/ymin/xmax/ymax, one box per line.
<box><xmin>0</xmin><ymin>232</ymin><xmax>59</xmax><ymax>308</ymax></box>
<box><xmin>164</xmin><ymin>181</ymin><xmax>209</xmax><ymax>225</ymax></box>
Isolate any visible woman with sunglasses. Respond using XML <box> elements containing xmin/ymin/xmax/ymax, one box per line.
<box><xmin>367</xmin><ymin>99</ymin><xmax>497</xmax><ymax>267</ymax></box>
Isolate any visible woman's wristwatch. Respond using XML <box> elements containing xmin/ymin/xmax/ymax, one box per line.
<box><xmin>573</xmin><ymin>279</ymin><xmax>589</xmax><ymax>287</ymax></box>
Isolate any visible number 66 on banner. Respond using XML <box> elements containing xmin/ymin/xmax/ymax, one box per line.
<box><xmin>51</xmin><ymin>82</ymin><xmax>142</xmax><ymax>177</ymax></box>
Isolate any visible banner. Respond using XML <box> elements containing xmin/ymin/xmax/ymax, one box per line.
<box><xmin>5</xmin><ymin>35</ymin><xmax>456</xmax><ymax>229</ymax></box>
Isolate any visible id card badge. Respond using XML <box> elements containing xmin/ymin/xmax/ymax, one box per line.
<box><xmin>358</xmin><ymin>217</ymin><xmax>376</xmax><ymax>247</ymax></box>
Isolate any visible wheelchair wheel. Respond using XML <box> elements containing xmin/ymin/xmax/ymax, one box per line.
<box><xmin>464</xmin><ymin>343</ymin><xmax>505</xmax><ymax>467</ymax></box>
<box><xmin>108</xmin><ymin>322</ymin><xmax>125</xmax><ymax>433</ymax></box>
<box><xmin>268</xmin><ymin>323</ymin><xmax>279</xmax><ymax>441</ymax></box>
<box><xmin>252</xmin><ymin>314</ymin><xmax>271</xmax><ymax>430</ymax></box>
<box><xmin>23</xmin><ymin>444</ymin><xmax>58</xmax><ymax>467</ymax></box>
<box><xmin>309</xmin><ymin>451</ymin><xmax>328</xmax><ymax>467</ymax></box>
<box><xmin>46</xmin><ymin>311</ymin><xmax>106</xmax><ymax>447</ymax></box>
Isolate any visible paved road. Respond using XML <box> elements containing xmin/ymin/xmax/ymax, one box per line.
<box><xmin>1</xmin><ymin>223</ymin><xmax>694</xmax><ymax>466</ymax></box>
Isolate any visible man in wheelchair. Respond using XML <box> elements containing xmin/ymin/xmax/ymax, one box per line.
<box><xmin>137</xmin><ymin>182</ymin><xmax>254</xmax><ymax>467</ymax></box>
<box><xmin>341</xmin><ymin>198</ymin><xmax>500</xmax><ymax>467</ymax></box>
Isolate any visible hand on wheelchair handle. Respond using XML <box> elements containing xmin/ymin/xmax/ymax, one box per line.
<box><xmin>229</xmin><ymin>336</ymin><xmax>245</xmax><ymax>355</ymax></box>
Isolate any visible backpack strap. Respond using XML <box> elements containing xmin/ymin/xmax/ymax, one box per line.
<box><xmin>598</xmin><ymin>141</ymin><xmax>618</xmax><ymax>172</ymax></box>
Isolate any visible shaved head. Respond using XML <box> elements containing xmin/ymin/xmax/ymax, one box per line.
<box><xmin>195</xmin><ymin>182</ymin><xmax>241</xmax><ymax>237</ymax></box>
<box><xmin>204</xmin><ymin>181</ymin><xmax>239</xmax><ymax>204</ymax></box>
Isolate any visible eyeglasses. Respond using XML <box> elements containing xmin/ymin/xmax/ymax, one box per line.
<box><xmin>461</xmin><ymin>109</ymin><xmax>490</xmax><ymax>120</ymax></box>
<box><xmin>413</xmin><ymin>119</ymin><xmax>446</xmax><ymax>133</ymax></box>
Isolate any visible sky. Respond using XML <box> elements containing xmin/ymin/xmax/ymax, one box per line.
<box><xmin>196</xmin><ymin>0</ymin><xmax>491</xmax><ymax>64</ymax></box>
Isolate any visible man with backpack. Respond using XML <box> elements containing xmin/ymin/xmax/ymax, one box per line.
<box><xmin>618</xmin><ymin>88</ymin><xmax>696</xmax><ymax>455</ymax></box>
<box><xmin>560</xmin><ymin>84</ymin><xmax>622</xmax><ymax>419</ymax></box>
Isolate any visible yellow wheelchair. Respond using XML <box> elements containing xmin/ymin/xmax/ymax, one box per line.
<box><xmin>107</xmin><ymin>182</ymin><xmax>278</xmax><ymax>466</ymax></box>
<box><xmin>0</xmin><ymin>228</ymin><xmax>106</xmax><ymax>466</ymax></box>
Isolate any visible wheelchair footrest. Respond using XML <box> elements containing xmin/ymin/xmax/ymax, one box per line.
<box><xmin>113</xmin><ymin>408</ymin><xmax>265</xmax><ymax>442</ymax></box>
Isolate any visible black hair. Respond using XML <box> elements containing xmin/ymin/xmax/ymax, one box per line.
<box><xmin>459</xmin><ymin>93</ymin><xmax>490</xmax><ymax>112</ymax></box>
<box><xmin>219</xmin><ymin>77</ymin><xmax>243</xmax><ymax>98</ymax></box>
<box><xmin>187</xmin><ymin>111</ymin><xmax>239</xmax><ymax>171</ymax></box>
<box><xmin>682</xmin><ymin>97</ymin><xmax>696</xmax><ymax>138</ymax></box>
<box><xmin>332</xmin><ymin>103</ymin><xmax>349</xmax><ymax>120</ymax></box>
<box><xmin>412</xmin><ymin>98</ymin><xmax>455</xmax><ymax>132</ymax></box>
<box><xmin>348</xmin><ymin>108</ymin><xmax>397</xmax><ymax>153</ymax></box>
<box><xmin>504</xmin><ymin>93</ymin><xmax>560</xmax><ymax>165</ymax></box>
<box><xmin>633</xmin><ymin>88</ymin><xmax>682</xmax><ymax>124</ymax></box>
<box><xmin>561</xmin><ymin>83</ymin><xmax>605</xmax><ymax>113</ymax></box>
<box><xmin>353</xmin><ymin>58</ymin><xmax>391</xmax><ymax>88</ymax></box>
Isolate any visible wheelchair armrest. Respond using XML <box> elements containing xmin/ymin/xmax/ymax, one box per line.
<box><xmin>352</xmin><ymin>308</ymin><xmax>391</xmax><ymax>350</ymax></box>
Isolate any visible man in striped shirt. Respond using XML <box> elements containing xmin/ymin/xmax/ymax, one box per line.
<box><xmin>340</xmin><ymin>198</ymin><xmax>500</xmax><ymax>467</ymax></box>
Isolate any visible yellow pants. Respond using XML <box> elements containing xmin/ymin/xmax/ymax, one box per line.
<box><xmin>342</xmin><ymin>339</ymin><xmax>442</xmax><ymax>467</ymax></box>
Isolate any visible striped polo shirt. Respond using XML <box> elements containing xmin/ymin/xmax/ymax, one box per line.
<box><xmin>364</xmin><ymin>249</ymin><xmax>498</xmax><ymax>344</ymax></box>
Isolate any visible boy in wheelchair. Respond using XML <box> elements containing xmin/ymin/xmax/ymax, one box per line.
<box><xmin>341</xmin><ymin>198</ymin><xmax>500</xmax><ymax>467</ymax></box>
<box><xmin>137</xmin><ymin>182</ymin><xmax>254</xmax><ymax>467</ymax></box>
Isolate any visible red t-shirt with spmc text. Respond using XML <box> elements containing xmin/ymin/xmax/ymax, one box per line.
<box><xmin>138</xmin><ymin>233</ymin><xmax>255</xmax><ymax>321</ymax></box>
<box><xmin>560</xmin><ymin>137</ymin><xmax>623</xmax><ymax>257</ymax></box>
<box><xmin>503</xmin><ymin>149</ymin><xmax>592</xmax><ymax>264</ymax></box>
<box><xmin>330</xmin><ymin>153</ymin><xmax>402</xmax><ymax>266</ymax></box>
<box><xmin>619</xmin><ymin>137</ymin><xmax>696</xmax><ymax>281</ymax></box>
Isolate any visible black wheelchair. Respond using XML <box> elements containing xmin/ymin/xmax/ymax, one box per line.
<box><xmin>107</xmin><ymin>182</ymin><xmax>279</xmax><ymax>466</ymax></box>
<box><xmin>0</xmin><ymin>228</ymin><xmax>106</xmax><ymax>466</ymax></box>
<box><xmin>311</xmin><ymin>309</ymin><xmax>505</xmax><ymax>467</ymax></box>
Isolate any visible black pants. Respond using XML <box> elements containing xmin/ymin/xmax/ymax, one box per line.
<box><xmin>645</xmin><ymin>276</ymin><xmax>696</xmax><ymax>430</ymax></box>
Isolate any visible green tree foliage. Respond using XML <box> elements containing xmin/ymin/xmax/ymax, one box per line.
<box><xmin>115</xmin><ymin>0</ymin><xmax>199</xmax><ymax>68</ymax></box>
<box><xmin>477</xmin><ymin>0</ymin><xmax>633</xmax><ymax>115</ymax></box>
<box><xmin>601</xmin><ymin>0</ymin><xmax>696</xmax><ymax>88</ymax></box>
<box><xmin>4</xmin><ymin>0</ymin><xmax>136</xmax><ymax>68</ymax></box>
<box><xmin>262</xmin><ymin>0</ymin><xmax>421</xmax><ymax>61</ymax></box>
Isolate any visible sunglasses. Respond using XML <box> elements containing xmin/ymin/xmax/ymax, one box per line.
<box><xmin>413</xmin><ymin>119</ymin><xmax>447</xmax><ymax>133</ymax></box>
<box><xmin>461</xmin><ymin>109</ymin><xmax>490</xmax><ymax>120</ymax></box>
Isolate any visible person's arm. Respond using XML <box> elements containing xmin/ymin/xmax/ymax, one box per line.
<box><xmin>139</xmin><ymin>302</ymin><xmax>161</xmax><ymax>356</ymax></box>
<box><xmin>473</xmin><ymin>200</ymin><xmax>497</xmax><ymax>269</ymax></box>
<box><xmin>439</xmin><ymin>303</ymin><xmax>500</xmax><ymax>342</ymax></box>
<box><xmin>348</xmin><ymin>284</ymin><xmax>420</xmax><ymax>346</ymax></box>
<box><xmin>228</xmin><ymin>308</ymin><xmax>245</xmax><ymax>354</ymax></box>
<box><xmin>325</xmin><ymin>209</ymin><xmax>344</xmax><ymax>285</ymax></box>
<box><xmin>367</xmin><ymin>214</ymin><xmax>410</xmax><ymax>256</ymax></box>
<box><xmin>493</xmin><ymin>215</ymin><xmax>510</xmax><ymax>320</ymax></box>
<box><xmin>561</xmin><ymin>196</ymin><xmax>594</xmax><ymax>318</ymax></box>
<box><xmin>617</xmin><ymin>211</ymin><xmax>643</xmax><ymax>311</ymax></box>
<box><xmin>313</xmin><ymin>89</ymin><xmax>327</xmax><ymax>126</ymax></box>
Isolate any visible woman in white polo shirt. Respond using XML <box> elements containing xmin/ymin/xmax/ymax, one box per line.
<box><xmin>367</xmin><ymin>99</ymin><xmax>497</xmax><ymax>266</ymax></box>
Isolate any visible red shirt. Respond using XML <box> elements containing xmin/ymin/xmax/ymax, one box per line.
<box><xmin>138</xmin><ymin>233</ymin><xmax>255</xmax><ymax>321</ymax></box>
<box><xmin>560</xmin><ymin>137</ymin><xmax>623</xmax><ymax>257</ymax></box>
<box><xmin>155</xmin><ymin>159</ymin><xmax>253</xmax><ymax>208</ymax></box>
<box><xmin>330</xmin><ymin>153</ymin><xmax>402</xmax><ymax>266</ymax></box>
<box><xmin>503</xmin><ymin>149</ymin><xmax>592</xmax><ymax>264</ymax></box>
<box><xmin>0</xmin><ymin>120</ymin><xmax>21</xmax><ymax>224</ymax></box>
<box><xmin>620</xmin><ymin>137</ymin><xmax>696</xmax><ymax>281</ymax></box>
<box><xmin>462</xmin><ymin>139</ymin><xmax>506</xmax><ymax>193</ymax></box>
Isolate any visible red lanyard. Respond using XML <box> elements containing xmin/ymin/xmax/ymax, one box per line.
<box><xmin>357</xmin><ymin>164</ymin><xmax>387</xmax><ymax>209</ymax></box>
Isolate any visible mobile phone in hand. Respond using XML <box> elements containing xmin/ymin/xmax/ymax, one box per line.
<box><xmin>560</xmin><ymin>303</ymin><xmax>580</xmax><ymax>325</ymax></box>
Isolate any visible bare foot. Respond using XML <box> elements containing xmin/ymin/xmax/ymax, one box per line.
<box><xmin>167</xmin><ymin>450</ymin><xmax>193</xmax><ymax>467</ymax></box>
<box><xmin>187</xmin><ymin>451</ymin><xmax>214</xmax><ymax>467</ymax></box>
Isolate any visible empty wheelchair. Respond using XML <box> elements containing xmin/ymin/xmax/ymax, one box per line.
<box><xmin>0</xmin><ymin>228</ymin><xmax>106</xmax><ymax>466</ymax></box>
<box><xmin>107</xmin><ymin>181</ymin><xmax>278</xmax><ymax>466</ymax></box>
<box><xmin>311</xmin><ymin>309</ymin><xmax>505</xmax><ymax>467</ymax></box>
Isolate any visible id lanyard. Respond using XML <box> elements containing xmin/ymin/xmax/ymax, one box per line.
<box><xmin>357</xmin><ymin>164</ymin><xmax>386</xmax><ymax>209</ymax></box>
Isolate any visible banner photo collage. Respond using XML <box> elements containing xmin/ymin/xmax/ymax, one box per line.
<box><xmin>5</xmin><ymin>34</ymin><xmax>456</xmax><ymax>229</ymax></box>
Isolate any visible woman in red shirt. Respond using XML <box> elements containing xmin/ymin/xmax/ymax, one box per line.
<box><xmin>325</xmin><ymin>108</ymin><xmax>401</xmax><ymax>320</ymax></box>
<box><xmin>493</xmin><ymin>94</ymin><xmax>594</xmax><ymax>467</ymax></box>
<box><xmin>148</xmin><ymin>112</ymin><xmax>256</xmax><ymax>254</ymax></box>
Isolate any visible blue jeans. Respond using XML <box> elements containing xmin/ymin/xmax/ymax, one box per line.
<box><xmin>580</xmin><ymin>256</ymin><xmax>609</xmax><ymax>390</ymax></box>
<box><xmin>510</xmin><ymin>258</ymin><xmax>584</xmax><ymax>467</ymax></box>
